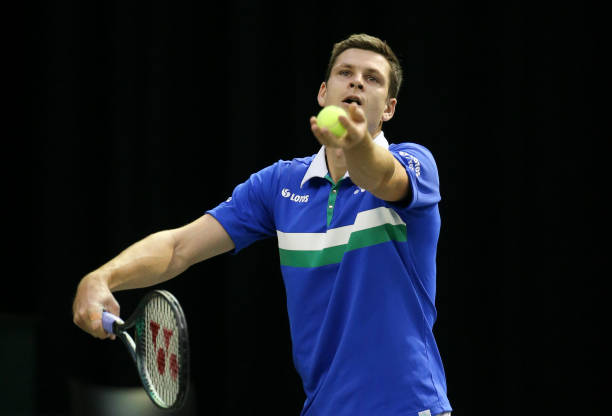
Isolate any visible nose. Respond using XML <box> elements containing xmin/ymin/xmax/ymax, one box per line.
<box><xmin>350</xmin><ymin>76</ymin><xmax>364</xmax><ymax>90</ymax></box>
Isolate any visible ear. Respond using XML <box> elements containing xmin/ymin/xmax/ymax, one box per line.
<box><xmin>382</xmin><ymin>97</ymin><xmax>397</xmax><ymax>122</ymax></box>
<box><xmin>317</xmin><ymin>82</ymin><xmax>327</xmax><ymax>107</ymax></box>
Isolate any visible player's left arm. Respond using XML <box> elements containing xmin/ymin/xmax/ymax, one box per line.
<box><xmin>310</xmin><ymin>103</ymin><xmax>409</xmax><ymax>202</ymax></box>
<box><xmin>343</xmin><ymin>135</ymin><xmax>409</xmax><ymax>202</ymax></box>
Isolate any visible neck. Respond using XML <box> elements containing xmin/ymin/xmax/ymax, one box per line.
<box><xmin>325</xmin><ymin>147</ymin><xmax>347</xmax><ymax>183</ymax></box>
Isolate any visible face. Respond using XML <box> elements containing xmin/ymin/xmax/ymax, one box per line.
<box><xmin>318</xmin><ymin>48</ymin><xmax>397</xmax><ymax>136</ymax></box>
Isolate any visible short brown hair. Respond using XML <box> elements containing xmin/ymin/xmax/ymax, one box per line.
<box><xmin>324</xmin><ymin>33</ymin><xmax>403</xmax><ymax>100</ymax></box>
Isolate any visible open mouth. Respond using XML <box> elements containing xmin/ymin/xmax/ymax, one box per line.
<box><xmin>343</xmin><ymin>96</ymin><xmax>362</xmax><ymax>105</ymax></box>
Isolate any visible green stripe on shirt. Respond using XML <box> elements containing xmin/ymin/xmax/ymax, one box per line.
<box><xmin>278</xmin><ymin>222</ymin><xmax>407</xmax><ymax>268</ymax></box>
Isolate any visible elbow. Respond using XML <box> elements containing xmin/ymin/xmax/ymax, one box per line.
<box><xmin>151</xmin><ymin>230</ymin><xmax>189</xmax><ymax>279</ymax></box>
<box><xmin>367</xmin><ymin>160</ymin><xmax>396</xmax><ymax>194</ymax></box>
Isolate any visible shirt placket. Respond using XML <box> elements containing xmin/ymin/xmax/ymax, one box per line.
<box><xmin>325</xmin><ymin>174</ymin><xmax>341</xmax><ymax>227</ymax></box>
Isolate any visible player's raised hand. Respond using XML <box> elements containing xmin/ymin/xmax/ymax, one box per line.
<box><xmin>73</xmin><ymin>272</ymin><xmax>120</xmax><ymax>340</ymax></box>
<box><xmin>310</xmin><ymin>103</ymin><xmax>370</xmax><ymax>150</ymax></box>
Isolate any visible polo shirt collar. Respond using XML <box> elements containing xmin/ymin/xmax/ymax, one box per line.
<box><xmin>300</xmin><ymin>131</ymin><xmax>389</xmax><ymax>188</ymax></box>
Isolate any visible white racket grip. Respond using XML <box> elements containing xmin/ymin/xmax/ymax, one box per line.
<box><xmin>102</xmin><ymin>311</ymin><xmax>124</xmax><ymax>334</ymax></box>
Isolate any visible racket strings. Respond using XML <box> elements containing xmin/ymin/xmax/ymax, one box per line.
<box><xmin>142</xmin><ymin>295</ymin><xmax>181</xmax><ymax>407</ymax></box>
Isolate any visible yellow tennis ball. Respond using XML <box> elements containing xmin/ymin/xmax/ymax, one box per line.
<box><xmin>316</xmin><ymin>105</ymin><xmax>348</xmax><ymax>137</ymax></box>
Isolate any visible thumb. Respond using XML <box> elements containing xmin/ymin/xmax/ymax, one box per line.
<box><xmin>102</xmin><ymin>296</ymin><xmax>121</xmax><ymax>340</ymax></box>
<box><xmin>103</xmin><ymin>295</ymin><xmax>120</xmax><ymax>318</ymax></box>
<box><xmin>347</xmin><ymin>102</ymin><xmax>366</xmax><ymax>122</ymax></box>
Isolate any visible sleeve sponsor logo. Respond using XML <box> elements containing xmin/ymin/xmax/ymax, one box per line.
<box><xmin>398</xmin><ymin>151</ymin><xmax>421</xmax><ymax>177</ymax></box>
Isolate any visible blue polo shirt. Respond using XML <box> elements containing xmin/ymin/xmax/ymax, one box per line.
<box><xmin>207</xmin><ymin>132</ymin><xmax>451</xmax><ymax>416</ymax></box>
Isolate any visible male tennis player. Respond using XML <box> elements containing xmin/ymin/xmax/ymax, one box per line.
<box><xmin>73</xmin><ymin>33</ymin><xmax>452</xmax><ymax>416</ymax></box>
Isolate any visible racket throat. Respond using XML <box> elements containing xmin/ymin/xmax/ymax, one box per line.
<box><xmin>118</xmin><ymin>333</ymin><xmax>138</xmax><ymax>365</ymax></box>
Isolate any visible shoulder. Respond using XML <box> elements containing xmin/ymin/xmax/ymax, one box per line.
<box><xmin>389</xmin><ymin>141</ymin><xmax>437</xmax><ymax>166</ymax></box>
<box><xmin>251</xmin><ymin>154</ymin><xmax>313</xmax><ymax>174</ymax></box>
<box><xmin>388</xmin><ymin>141</ymin><xmax>439</xmax><ymax>185</ymax></box>
<box><xmin>282</xmin><ymin>154</ymin><xmax>316</xmax><ymax>167</ymax></box>
<box><xmin>245</xmin><ymin>154</ymin><xmax>316</xmax><ymax>187</ymax></box>
<box><xmin>270</xmin><ymin>154</ymin><xmax>316</xmax><ymax>174</ymax></box>
<box><xmin>389</xmin><ymin>142</ymin><xmax>435</xmax><ymax>160</ymax></box>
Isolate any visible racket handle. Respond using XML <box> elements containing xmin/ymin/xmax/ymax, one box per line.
<box><xmin>102</xmin><ymin>311</ymin><xmax>121</xmax><ymax>334</ymax></box>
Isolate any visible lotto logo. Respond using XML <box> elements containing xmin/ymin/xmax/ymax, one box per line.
<box><xmin>281</xmin><ymin>188</ymin><xmax>309</xmax><ymax>203</ymax></box>
<box><xmin>150</xmin><ymin>320</ymin><xmax>178</xmax><ymax>380</ymax></box>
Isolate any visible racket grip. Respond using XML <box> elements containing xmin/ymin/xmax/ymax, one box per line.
<box><xmin>102</xmin><ymin>311</ymin><xmax>119</xmax><ymax>334</ymax></box>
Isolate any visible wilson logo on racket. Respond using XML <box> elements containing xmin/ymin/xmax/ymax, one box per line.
<box><xmin>149</xmin><ymin>320</ymin><xmax>179</xmax><ymax>380</ymax></box>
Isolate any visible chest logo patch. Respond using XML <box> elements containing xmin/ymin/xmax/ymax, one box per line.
<box><xmin>281</xmin><ymin>188</ymin><xmax>309</xmax><ymax>203</ymax></box>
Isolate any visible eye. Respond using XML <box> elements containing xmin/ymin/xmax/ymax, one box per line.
<box><xmin>367</xmin><ymin>75</ymin><xmax>380</xmax><ymax>83</ymax></box>
<box><xmin>339</xmin><ymin>69</ymin><xmax>351</xmax><ymax>76</ymax></box>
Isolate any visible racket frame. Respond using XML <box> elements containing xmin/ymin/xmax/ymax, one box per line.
<box><xmin>103</xmin><ymin>290</ymin><xmax>190</xmax><ymax>410</ymax></box>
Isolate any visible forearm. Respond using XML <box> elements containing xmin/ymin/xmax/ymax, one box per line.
<box><xmin>344</xmin><ymin>137</ymin><xmax>398</xmax><ymax>197</ymax></box>
<box><xmin>73</xmin><ymin>214</ymin><xmax>233</xmax><ymax>339</ymax></box>
<box><xmin>91</xmin><ymin>230</ymin><xmax>183</xmax><ymax>292</ymax></box>
<box><xmin>310</xmin><ymin>104</ymin><xmax>408</xmax><ymax>201</ymax></box>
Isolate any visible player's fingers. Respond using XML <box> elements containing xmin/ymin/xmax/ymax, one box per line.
<box><xmin>102</xmin><ymin>297</ymin><xmax>120</xmax><ymax>340</ymax></box>
<box><xmin>339</xmin><ymin>107</ymin><xmax>369</xmax><ymax>148</ymax></box>
<box><xmin>338</xmin><ymin>114</ymin><xmax>362</xmax><ymax>143</ymax></box>
<box><xmin>311</xmin><ymin>115</ymin><xmax>345</xmax><ymax>147</ymax></box>
<box><xmin>88</xmin><ymin>313</ymin><xmax>110</xmax><ymax>340</ymax></box>
<box><xmin>76</xmin><ymin>306</ymin><xmax>109</xmax><ymax>340</ymax></box>
<box><xmin>309</xmin><ymin>116</ymin><xmax>320</xmax><ymax>135</ymax></box>
<box><xmin>73</xmin><ymin>304</ymin><xmax>95</xmax><ymax>333</ymax></box>
<box><xmin>103</xmin><ymin>295</ymin><xmax>120</xmax><ymax>317</ymax></box>
<box><xmin>340</xmin><ymin>104</ymin><xmax>364</xmax><ymax>135</ymax></box>
<box><xmin>320</xmin><ymin>128</ymin><xmax>343</xmax><ymax>147</ymax></box>
<box><xmin>72</xmin><ymin>273</ymin><xmax>119</xmax><ymax>340</ymax></box>
<box><xmin>310</xmin><ymin>118</ymin><xmax>334</xmax><ymax>147</ymax></box>
<box><xmin>347</xmin><ymin>102</ymin><xmax>366</xmax><ymax>122</ymax></box>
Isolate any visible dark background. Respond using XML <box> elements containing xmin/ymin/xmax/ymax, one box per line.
<box><xmin>6</xmin><ymin>1</ymin><xmax>606</xmax><ymax>415</ymax></box>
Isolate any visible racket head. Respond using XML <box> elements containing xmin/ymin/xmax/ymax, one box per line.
<box><xmin>133</xmin><ymin>290</ymin><xmax>190</xmax><ymax>409</ymax></box>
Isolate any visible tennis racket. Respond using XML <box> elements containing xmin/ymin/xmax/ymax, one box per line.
<box><xmin>102</xmin><ymin>289</ymin><xmax>190</xmax><ymax>410</ymax></box>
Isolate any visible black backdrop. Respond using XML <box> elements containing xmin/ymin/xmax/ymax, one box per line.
<box><xmin>10</xmin><ymin>1</ymin><xmax>607</xmax><ymax>415</ymax></box>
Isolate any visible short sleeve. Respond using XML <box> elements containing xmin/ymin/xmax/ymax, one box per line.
<box><xmin>389</xmin><ymin>143</ymin><xmax>441</xmax><ymax>210</ymax></box>
<box><xmin>206</xmin><ymin>163</ymin><xmax>279</xmax><ymax>253</ymax></box>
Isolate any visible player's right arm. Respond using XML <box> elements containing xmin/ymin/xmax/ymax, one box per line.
<box><xmin>72</xmin><ymin>214</ymin><xmax>234</xmax><ymax>339</ymax></box>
